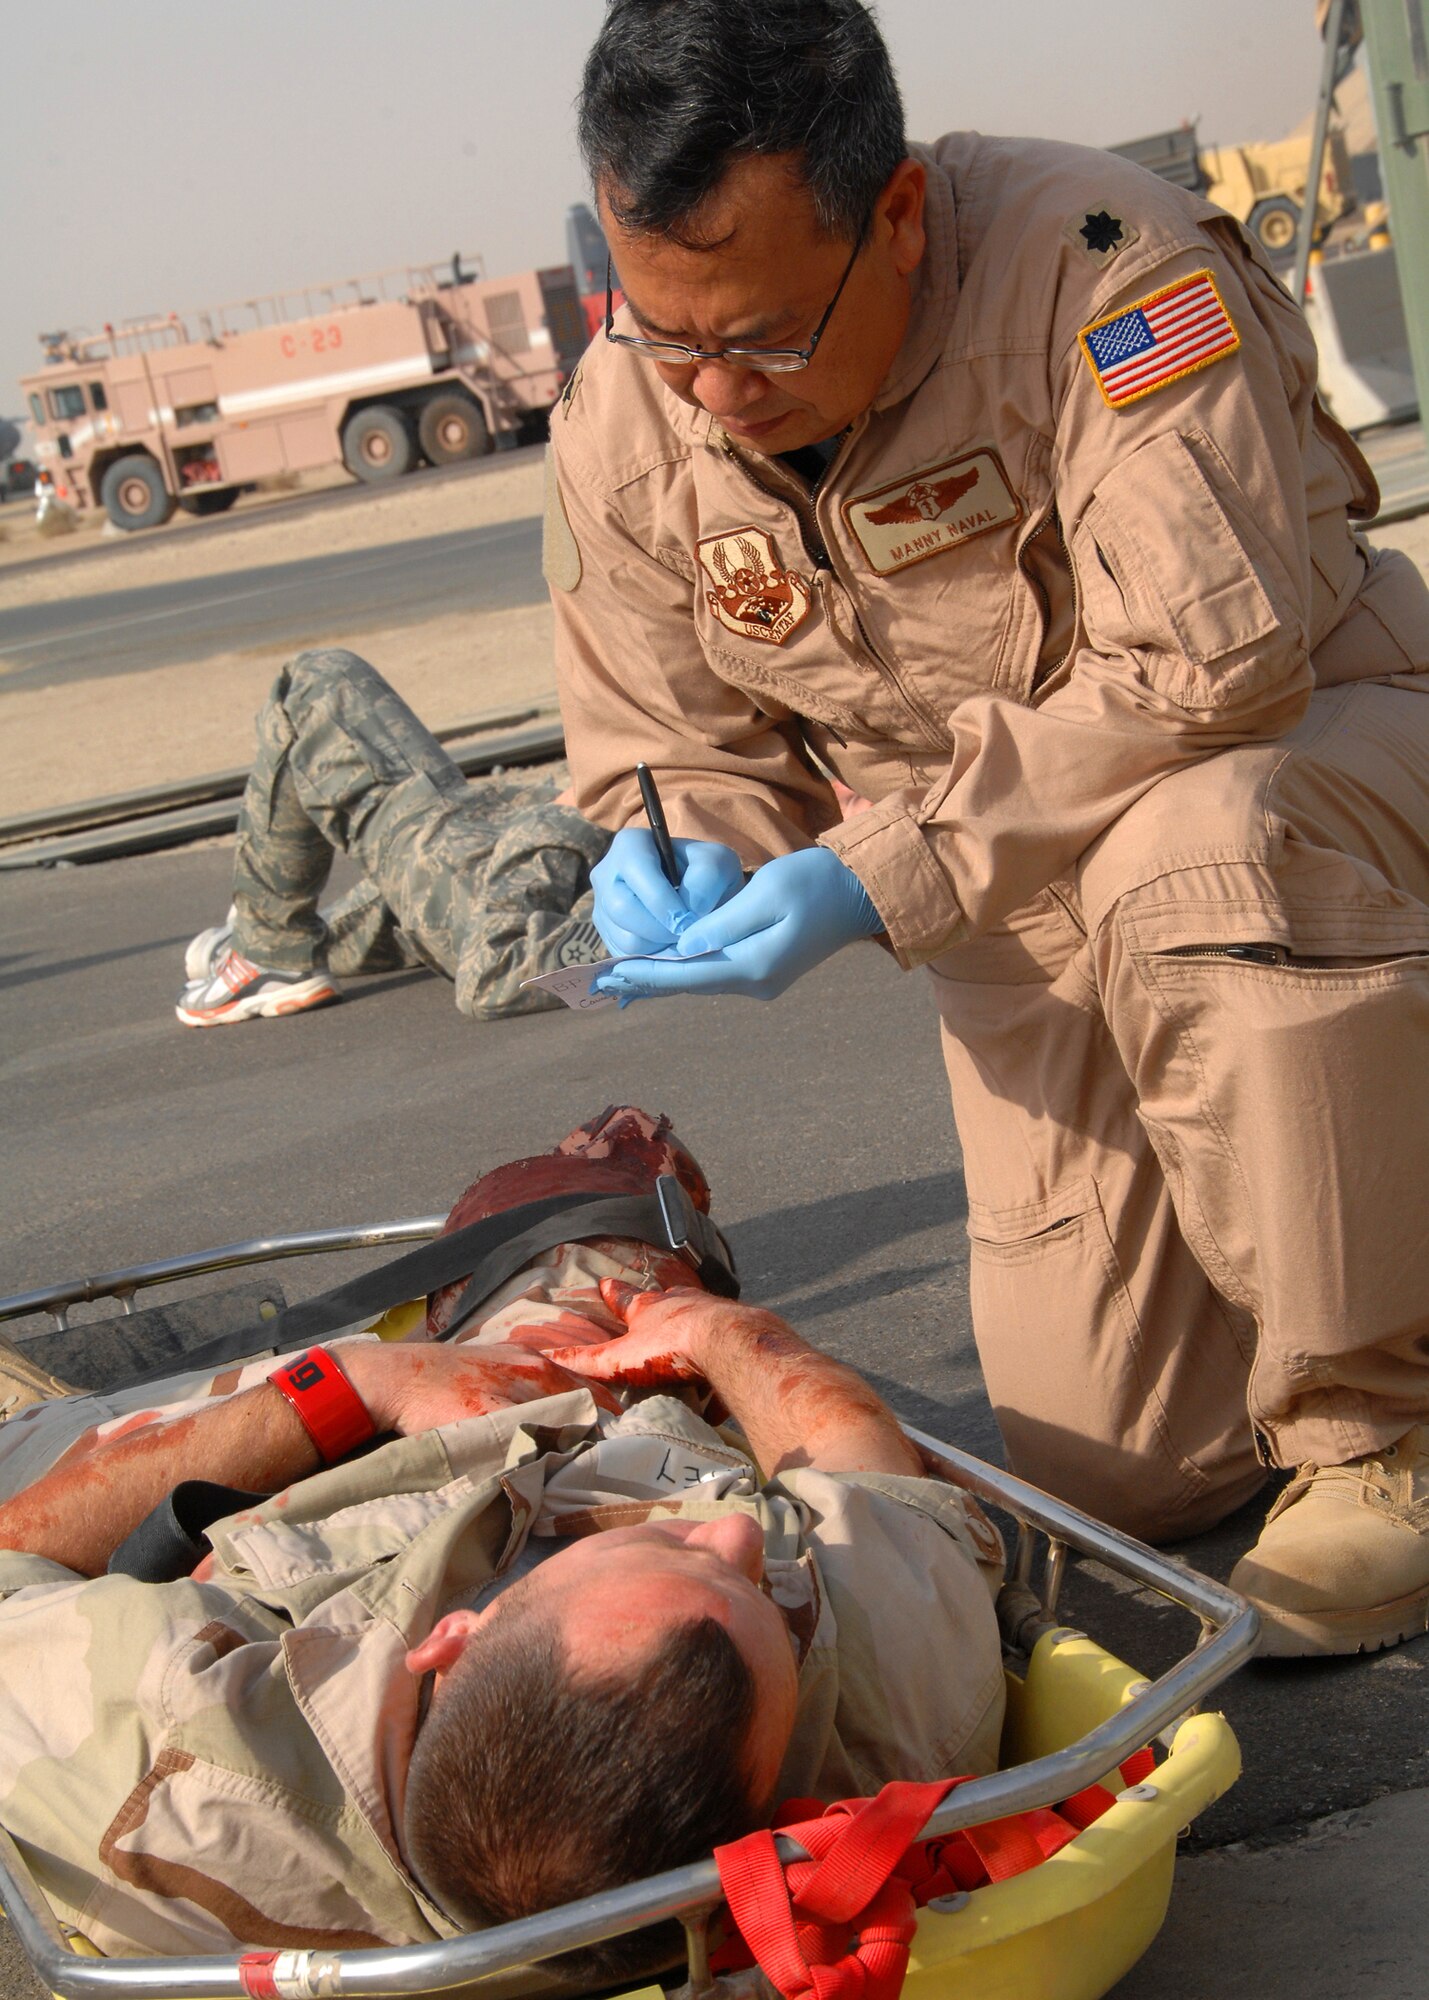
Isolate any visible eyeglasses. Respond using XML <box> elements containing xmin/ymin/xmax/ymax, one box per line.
<box><xmin>604</xmin><ymin>223</ymin><xmax>867</xmax><ymax>375</ymax></box>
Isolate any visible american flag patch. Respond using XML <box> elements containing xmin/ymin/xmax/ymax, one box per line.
<box><xmin>1079</xmin><ymin>270</ymin><xmax>1239</xmax><ymax>409</ymax></box>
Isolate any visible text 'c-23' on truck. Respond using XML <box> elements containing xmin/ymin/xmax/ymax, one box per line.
<box><xmin>20</xmin><ymin>255</ymin><xmax>588</xmax><ymax>531</ymax></box>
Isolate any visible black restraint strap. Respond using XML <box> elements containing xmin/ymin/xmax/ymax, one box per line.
<box><xmin>436</xmin><ymin>1186</ymin><xmax>738</xmax><ymax>1332</ymax></box>
<box><xmin>124</xmin><ymin>1183</ymin><xmax>738</xmax><ymax>1386</ymax></box>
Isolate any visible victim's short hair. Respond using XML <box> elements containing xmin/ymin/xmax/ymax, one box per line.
<box><xmin>404</xmin><ymin>1600</ymin><xmax>763</xmax><ymax>1987</ymax></box>
<box><xmin>578</xmin><ymin>0</ymin><xmax>907</xmax><ymax>246</ymax></box>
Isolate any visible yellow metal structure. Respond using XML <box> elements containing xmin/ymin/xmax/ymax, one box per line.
<box><xmin>1202</xmin><ymin>129</ymin><xmax>1354</xmax><ymax>254</ymax></box>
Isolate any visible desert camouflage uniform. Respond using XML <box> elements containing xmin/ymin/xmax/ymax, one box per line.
<box><xmin>0</xmin><ymin>1375</ymin><xmax>1004</xmax><ymax>1956</ymax></box>
<box><xmin>231</xmin><ymin>649</ymin><xmax>610</xmax><ymax>1018</ymax></box>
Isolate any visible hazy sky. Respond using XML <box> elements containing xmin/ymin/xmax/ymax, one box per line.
<box><xmin>8</xmin><ymin>0</ymin><xmax>1328</xmax><ymax>406</ymax></box>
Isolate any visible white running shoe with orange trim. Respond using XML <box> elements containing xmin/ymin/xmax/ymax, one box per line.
<box><xmin>176</xmin><ymin>947</ymin><xmax>340</xmax><ymax>1028</ymax></box>
<box><xmin>183</xmin><ymin>906</ymin><xmax>238</xmax><ymax>984</ymax></box>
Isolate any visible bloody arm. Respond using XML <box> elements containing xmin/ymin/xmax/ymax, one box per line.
<box><xmin>0</xmin><ymin>1385</ymin><xmax>322</xmax><ymax>1576</ymax></box>
<box><xmin>0</xmin><ymin>1341</ymin><xmax>610</xmax><ymax>1576</ymax></box>
<box><xmin>551</xmin><ymin>1282</ymin><xmax>924</xmax><ymax>1480</ymax></box>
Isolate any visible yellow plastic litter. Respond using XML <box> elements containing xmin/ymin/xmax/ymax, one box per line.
<box><xmin>895</xmin><ymin>1629</ymin><xmax>1238</xmax><ymax>2000</ymax></box>
<box><xmin>369</xmin><ymin>1295</ymin><xmax>427</xmax><ymax>1341</ymax></box>
<box><xmin>594</xmin><ymin>1628</ymin><xmax>1239</xmax><ymax>2000</ymax></box>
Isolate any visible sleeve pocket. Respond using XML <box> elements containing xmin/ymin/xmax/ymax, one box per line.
<box><xmin>1073</xmin><ymin>426</ymin><xmax>1300</xmax><ymax>709</ymax></box>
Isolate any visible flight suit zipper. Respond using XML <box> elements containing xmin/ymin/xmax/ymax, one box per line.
<box><xmin>1163</xmin><ymin>943</ymin><xmax>1427</xmax><ymax>968</ymax></box>
<box><xmin>718</xmin><ymin>439</ymin><xmax>952</xmax><ymax>745</ymax></box>
<box><xmin>720</xmin><ymin>436</ymin><xmax>831</xmax><ymax>569</ymax></box>
<box><xmin>1163</xmin><ymin>944</ymin><xmax>1290</xmax><ymax>965</ymax></box>
<box><xmin>1018</xmin><ymin>504</ymin><xmax>1081</xmax><ymax>689</ymax></box>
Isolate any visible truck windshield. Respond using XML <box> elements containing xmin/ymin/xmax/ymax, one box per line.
<box><xmin>46</xmin><ymin>384</ymin><xmax>87</xmax><ymax>421</ymax></box>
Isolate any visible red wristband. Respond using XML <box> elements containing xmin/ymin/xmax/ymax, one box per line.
<box><xmin>268</xmin><ymin>1347</ymin><xmax>376</xmax><ymax>1465</ymax></box>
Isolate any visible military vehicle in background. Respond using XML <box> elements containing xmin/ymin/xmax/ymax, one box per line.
<box><xmin>0</xmin><ymin>416</ymin><xmax>36</xmax><ymax>502</ymax></box>
<box><xmin>1202</xmin><ymin>129</ymin><xmax>1356</xmax><ymax>256</ymax></box>
<box><xmin>566</xmin><ymin>201</ymin><xmax>621</xmax><ymax>341</ymax></box>
<box><xmin>19</xmin><ymin>256</ymin><xmax>588</xmax><ymax>531</ymax></box>
<box><xmin>1109</xmin><ymin>121</ymin><xmax>1355</xmax><ymax>259</ymax></box>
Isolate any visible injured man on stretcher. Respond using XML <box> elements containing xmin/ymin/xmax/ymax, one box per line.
<box><xmin>0</xmin><ymin>1108</ymin><xmax>1004</xmax><ymax>1984</ymax></box>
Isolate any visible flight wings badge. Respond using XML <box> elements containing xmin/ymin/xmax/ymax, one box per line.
<box><xmin>696</xmin><ymin>527</ymin><xmax>812</xmax><ymax>646</ymax></box>
<box><xmin>865</xmin><ymin>467</ymin><xmax>981</xmax><ymax>523</ymax></box>
<box><xmin>844</xmin><ymin>449</ymin><xmax>1021</xmax><ymax>574</ymax></box>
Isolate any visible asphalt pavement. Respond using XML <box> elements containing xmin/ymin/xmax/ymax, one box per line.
<box><xmin>2</xmin><ymin>418</ymin><xmax>1421</xmax><ymax>693</ymax></box>
<box><xmin>0</xmin><ymin>515</ymin><xmax>544</xmax><ymax>689</ymax></box>
<box><xmin>2</xmin><ymin>845</ymin><xmax>1426</xmax><ymax>1999</ymax></box>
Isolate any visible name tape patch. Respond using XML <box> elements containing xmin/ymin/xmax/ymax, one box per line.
<box><xmin>843</xmin><ymin>449</ymin><xmax>1021</xmax><ymax>575</ymax></box>
<box><xmin>1079</xmin><ymin>268</ymin><xmax>1239</xmax><ymax>409</ymax></box>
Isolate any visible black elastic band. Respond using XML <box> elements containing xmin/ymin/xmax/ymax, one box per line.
<box><xmin>123</xmin><ymin>1186</ymin><xmax>737</xmax><ymax>1386</ymax></box>
<box><xmin>107</xmin><ymin>1480</ymin><xmax>268</xmax><ymax>1582</ymax></box>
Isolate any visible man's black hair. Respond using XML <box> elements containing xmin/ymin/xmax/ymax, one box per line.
<box><xmin>404</xmin><ymin>1603</ymin><xmax>763</xmax><ymax>1987</ymax></box>
<box><xmin>578</xmin><ymin>0</ymin><xmax>907</xmax><ymax>246</ymax></box>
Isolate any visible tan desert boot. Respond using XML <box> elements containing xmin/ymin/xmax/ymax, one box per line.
<box><xmin>0</xmin><ymin>1332</ymin><xmax>76</xmax><ymax>1419</ymax></box>
<box><xmin>1230</xmin><ymin>1427</ymin><xmax>1429</xmax><ymax>1656</ymax></box>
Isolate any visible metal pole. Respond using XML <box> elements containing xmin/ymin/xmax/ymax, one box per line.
<box><xmin>1360</xmin><ymin>0</ymin><xmax>1429</xmax><ymax>419</ymax></box>
<box><xmin>134</xmin><ymin>340</ymin><xmax>180</xmax><ymax>499</ymax></box>
<box><xmin>1293</xmin><ymin>0</ymin><xmax>1350</xmax><ymax>303</ymax></box>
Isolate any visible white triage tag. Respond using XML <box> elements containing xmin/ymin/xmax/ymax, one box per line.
<box><xmin>521</xmin><ymin>949</ymin><xmax>722</xmax><ymax>1010</ymax></box>
<box><xmin>843</xmin><ymin>449</ymin><xmax>1021</xmax><ymax>574</ymax></box>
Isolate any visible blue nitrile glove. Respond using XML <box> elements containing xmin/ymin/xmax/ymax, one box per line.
<box><xmin>594</xmin><ymin>847</ymin><xmax>883</xmax><ymax>1002</ymax></box>
<box><xmin>590</xmin><ymin>829</ymin><xmax>745</xmax><ymax>957</ymax></box>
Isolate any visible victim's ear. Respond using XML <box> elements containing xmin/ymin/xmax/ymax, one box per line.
<box><xmin>405</xmin><ymin>1607</ymin><xmax>486</xmax><ymax>1677</ymax></box>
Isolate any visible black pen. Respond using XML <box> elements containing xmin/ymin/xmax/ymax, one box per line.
<box><xmin>635</xmin><ymin>763</ymin><xmax>680</xmax><ymax>887</ymax></box>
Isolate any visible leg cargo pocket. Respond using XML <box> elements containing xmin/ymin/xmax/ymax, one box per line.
<box><xmin>968</xmin><ymin>1176</ymin><xmax>1215</xmax><ymax>1539</ymax></box>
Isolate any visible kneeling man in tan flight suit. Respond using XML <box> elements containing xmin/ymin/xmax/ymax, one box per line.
<box><xmin>551</xmin><ymin>1</ymin><xmax>1429</xmax><ymax>1654</ymax></box>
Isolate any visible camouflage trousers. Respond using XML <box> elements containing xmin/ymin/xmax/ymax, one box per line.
<box><xmin>231</xmin><ymin>650</ymin><xmax>610</xmax><ymax>1018</ymax></box>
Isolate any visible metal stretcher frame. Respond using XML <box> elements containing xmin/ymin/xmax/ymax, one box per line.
<box><xmin>0</xmin><ymin>1226</ymin><xmax>1261</xmax><ymax>2000</ymax></box>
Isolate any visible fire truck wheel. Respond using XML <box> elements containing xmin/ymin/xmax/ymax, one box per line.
<box><xmin>179</xmin><ymin>488</ymin><xmax>240</xmax><ymax>517</ymax></box>
<box><xmin>342</xmin><ymin>405</ymin><xmax>417</xmax><ymax>483</ymax></box>
<box><xmin>417</xmin><ymin>393</ymin><xmax>491</xmax><ymax>465</ymax></box>
<box><xmin>99</xmin><ymin>455</ymin><xmax>178</xmax><ymax>532</ymax></box>
<box><xmin>1247</xmin><ymin>195</ymin><xmax>1300</xmax><ymax>259</ymax></box>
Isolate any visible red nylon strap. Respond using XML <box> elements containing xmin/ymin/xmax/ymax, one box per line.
<box><xmin>716</xmin><ymin>1750</ymin><xmax>1157</xmax><ymax>2000</ymax></box>
<box><xmin>717</xmin><ymin>1784</ymin><xmax>950</xmax><ymax>2000</ymax></box>
<box><xmin>960</xmin><ymin>1805</ymin><xmax>1071</xmax><ymax>1881</ymax></box>
<box><xmin>1121</xmin><ymin>1745</ymin><xmax>1156</xmax><ymax>1785</ymax></box>
<box><xmin>237</xmin><ymin>1953</ymin><xmax>281</xmax><ymax>1999</ymax></box>
<box><xmin>792</xmin><ymin>1781</ymin><xmax>954</xmax><ymax>1923</ymax></box>
<box><xmin>715</xmin><ymin>1829</ymin><xmax>816</xmax><ymax>2000</ymax></box>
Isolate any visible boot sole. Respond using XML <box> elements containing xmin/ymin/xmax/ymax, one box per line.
<box><xmin>175</xmin><ymin>980</ymin><xmax>340</xmax><ymax>1028</ymax></box>
<box><xmin>1251</xmin><ymin>1585</ymin><xmax>1429</xmax><ymax>1658</ymax></box>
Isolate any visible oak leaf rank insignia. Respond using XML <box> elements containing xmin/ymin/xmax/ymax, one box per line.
<box><xmin>1081</xmin><ymin>210</ymin><xmax>1123</xmax><ymax>254</ymax></box>
<box><xmin>696</xmin><ymin>527</ymin><xmax>812</xmax><ymax>646</ymax></box>
<box><xmin>1064</xmin><ymin>207</ymin><xmax>1140</xmax><ymax>268</ymax></box>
